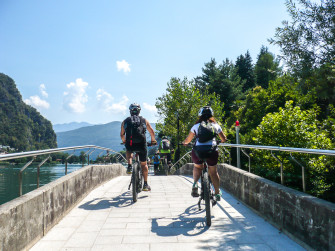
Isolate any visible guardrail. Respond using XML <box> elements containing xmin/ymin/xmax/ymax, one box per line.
<box><xmin>170</xmin><ymin>151</ymin><xmax>192</xmax><ymax>174</ymax></box>
<box><xmin>218</xmin><ymin>143</ymin><xmax>335</xmax><ymax>192</ymax></box>
<box><xmin>0</xmin><ymin>145</ymin><xmax>126</xmax><ymax>196</ymax></box>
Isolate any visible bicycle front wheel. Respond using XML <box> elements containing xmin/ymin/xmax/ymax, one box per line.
<box><xmin>203</xmin><ymin>172</ymin><xmax>211</xmax><ymax>226</ymax></box>
<box><xmin>132</xmin><ymin>162</ymin><xmax>139</xmax><ymax>202</ymax></box>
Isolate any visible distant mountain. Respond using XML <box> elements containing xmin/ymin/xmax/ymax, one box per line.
<box><xmin>53</xmin><ymin>122</ymin><xmax>94</xmax><ymax>132</ymax></box>
<box><xmin>56</xmin><ymin>121</ymin><xmax>156</xmax><ymax>153</ymax></box>
<box><xmin>0</xmin><ymin>73</ymin><xmax>57</xmax><ymax>151</ymax></box>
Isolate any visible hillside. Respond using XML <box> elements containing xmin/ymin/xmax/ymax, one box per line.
<box><xmin>0</xmin><ymin>73</ymin><xmax>57</xmax><ymax>151</ymax></box>
<box><xmin>53</xmin><ymin>122</ymin><xmax>93</xmax><ymax>132</ymax></box>
<box><xmin>56</xmin><ymin>122</ymin><xmax>156</xmax><ymax>152</ymax></box>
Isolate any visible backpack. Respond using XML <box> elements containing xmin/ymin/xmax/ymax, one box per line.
<box><xmin>124</xmin><ymin>115</ymin><xmax>146</xmax><ymax>145</ymax></box>
<box><xmin>154</xmin><ymin>155</ymin><xmax>160</xmax><ymax>163</ymax></box>
<box><xmin>161</xmin><ymin>139</ymin><xmax>170</xmax><ymax>150</ymax></box>
<box><xmin>197</xmin><ymin>121</ymin><xmax>217</xmax><ymax>143</ymax></box>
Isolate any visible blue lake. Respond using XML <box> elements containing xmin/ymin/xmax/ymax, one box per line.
<box><xmin>0</xmin><ymin>163</ymin><xmax>84</xmax><ymax>205</ymax></box>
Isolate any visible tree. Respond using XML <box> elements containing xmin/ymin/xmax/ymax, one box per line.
<box><xmin>235</xmin><ymin>51</ymin><xmax>255</xmax><ymax>93</ymax></box>
<box><xmin>250</xmin><ymin>101</ymin><xmax>334</xmax><ymax>200</ymax></box>
<box><xmin>270</xmin><ymin>0</ymin><xmax>335</xmax><ymax>77</ymax></box>
<box><xmin>254</xmin><ymin>46</ymin><xmax>281</xmax><ymax>89</ymax></box>
<box><xmin>195</xmin><ymin>58</ymin><xmax>242</xmax><ymax>117</ymax></box>
<box><xmin>155</xmin><ymin>77</ymin><xmax>225</xmax><ymax>159</ymax></box>
<box><xmin>230</xmin><ymin>75</ymin><xmax>316</xmax><ymax>136</ymax></box>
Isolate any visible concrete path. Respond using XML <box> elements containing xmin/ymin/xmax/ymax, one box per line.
<box><xmin>30</xmin><ymin>174</ymin><xmax>305</xmax><ymax>251</ymax></box>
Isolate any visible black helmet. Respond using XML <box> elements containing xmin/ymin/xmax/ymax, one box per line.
<box><xmin>129</xmin><ymin>103</ymin><xmax>141</xmax><ymax>115</ymax></box>
<box><xmin>162</xmin><ymin>136</ymin><xmax>168</xmax><ymax>140</ymax></box>
<box><xmin>198</xmin><ymin>106</ymin><xmax>214</xmax><ymax>118</ymax></box>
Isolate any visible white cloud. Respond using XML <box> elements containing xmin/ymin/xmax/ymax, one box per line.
<box><xmin>116</xmin><ymin>60</ymin><xmax>131</xmax><ymax>74</ymax></box>
<box><xmin>143</xmin><ymin>102</ymin><xmax>157</xmax><ymax>113</ymax></box>
<box><xmin>63</xmin><ymin>78</ymin><xmax>88</xmax><ymax>113</ymax></box>
<box><xmin>39</xmin><ymin>84</ymin><xmax>48</xmax><ymax>98</ymax></box>
<box><xmin>24</xmin><ymin>95</ymin><xmax>50</xmax><ymax>110</ymax></box>
<box><xmin>96</xmin><ymin>89</ymin><xmax>129</xmax><ymax>114</ymax></box>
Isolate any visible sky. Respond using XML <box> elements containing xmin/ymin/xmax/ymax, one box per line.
<box><xmin>0</xmin><ymin>0</ymin><xmax>290</xmax><ymax>125</ymax></box>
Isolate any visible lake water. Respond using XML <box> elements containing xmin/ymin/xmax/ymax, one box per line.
<box><xmin>0</xmin><ymin>163</ymin><xmax>84</xmax><ymax>205</ymax></box>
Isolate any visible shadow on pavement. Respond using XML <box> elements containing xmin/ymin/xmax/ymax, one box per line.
<box><xmin>79</xmin><ymin>191</ymin><xmax>134</xmax><ymax>210</ymax></box>
<box><xmin>151</xmin><ymin>204</ymin><xmax>209</xmax><ymax>237</ymax></box>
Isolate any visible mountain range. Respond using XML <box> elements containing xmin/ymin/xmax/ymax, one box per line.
<box><xmin>56</xmin><ymin>121</ymin><xmax>156</xmax><ymax>152</ymax></box>
<box><xmin>53</xmin><ymin>122</ymin><xmax>94</xmax><ymax>132</ymax></box>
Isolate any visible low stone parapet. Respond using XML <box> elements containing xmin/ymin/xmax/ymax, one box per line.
<box><xmin>0</xmin><ymin>164</ymin><xmax>126</xmax><ymax>251</ymax></box>
<box><xmin>176</xmin><ymin>163</ymin><xmax>335</xmax><ymax>250</ymax></box>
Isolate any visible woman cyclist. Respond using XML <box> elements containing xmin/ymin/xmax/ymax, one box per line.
<box><xmin>182</xmin><ymin>106</ymin><xmax>227</xmax><ymax>201</ymax></box>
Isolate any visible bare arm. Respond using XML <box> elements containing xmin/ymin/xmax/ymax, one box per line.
<box><xmin>120</xmin><ymin>121</ymin><xmax>126</xmax><ymax>143</ymax></box>
<box><xmin>146</xmin><ymin>120</ymin><xmax>157</xmax><ymax>143</ymax></box>
<box><xmin>182</xmin><ymin>131</ymin><xmax>195</xmax><ymax>146</ymax></box>
<box><xmin>218</xmin><ymin>131</ymin><xmax>227</xmax><ymax>143</ymax></box>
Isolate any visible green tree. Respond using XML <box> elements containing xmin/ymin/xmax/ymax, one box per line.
<box><xmin>250</xmin><ymin>101</ymin><xmax>334</xmax><ymax>200</ymax></box>
<box><xmin>195</xmin><ymin>58</ymin><xmax>243</xmax><ymax>117</ymax></box>
<box><xmin>235</xmin><ymin>51</ymin><xmax>255</xmax><ymax>93</ymax></box>
<box><xmin>155</xmin><ymin>77</ymin><xmax>225</xmax><ymax>159</ymax></box>
<box><xmin>270</xmin><ymin>0</ymin><xmax>335</xmax><ymax>77</ymax></box>
<box><xmin>230</xmin><ymin>75</ymin><xmax>316</xmax><ymax>136</ymax></box>
<box><xmin>254</xmin><ymin>46</ymin><xmax>281</xmax><ymax>89</ymax></box>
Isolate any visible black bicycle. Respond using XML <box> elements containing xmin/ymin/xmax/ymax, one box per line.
<box><xmin>122</xmin><ymin>142</ymin><xmax>156</xmax><ymax>202</ymax></box>
<box><xmin>180</xmin><ymin>143</ymin><xmax>217</xmax><ymax>227</ymax></box>
<box><xmin>198</xmin><ymin>159</ymin><xmax>216</xmax><ymax>226</ymax></box>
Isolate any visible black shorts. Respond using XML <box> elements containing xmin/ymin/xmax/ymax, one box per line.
<box><xmin>160</xmin><ymin>152</ymin><xmax>171</xmax><ymax>163</ymax></box>
<box><xmin>125</xmin><ymin>143</ymin><xmax>147</xmax><ymax>162</ymax></box>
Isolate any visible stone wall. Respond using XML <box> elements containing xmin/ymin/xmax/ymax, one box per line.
<box><xmin>0</xmin><ymin>164</ymin><xmax>126</xmax><ymax>251</ymax></box>
<box><xmin>176</xmin><ymin>163</ymin><xmax>335</xmax><ymax>250</ymax></box>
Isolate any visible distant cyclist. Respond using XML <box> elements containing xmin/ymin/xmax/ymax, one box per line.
<box><xmin>158</xmin><ymin>136</ymin><xmax>173</xmax><ymax>171</ymax></box>
<box><xmin>120</xmin><ymin>103</ymin><xmax>157</xmax><ymax>191</ymax></box>
<box><xmin>182</xmin><ymin>106</ymin><xmax>227</xmax><ymax>200</ymax></box>
<box><xmin>152</xmin><ymin>151</ymin><xmax>160</xmax><ymax>175</ymax></box>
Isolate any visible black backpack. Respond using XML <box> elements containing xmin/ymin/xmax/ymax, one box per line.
<box><xmin>124</xmin><ymin>115</ymin><xmax>146</xmax><ymax>145</ymax></box>
<box><xmin>197</xmin><ymin>121</ymin><xmax>217</xmax><ymax>143</ymax></box>
<box><xmin>161</xmin><ymin>139</ymin><xmax>170</xmax><ymax>150</ymax></box>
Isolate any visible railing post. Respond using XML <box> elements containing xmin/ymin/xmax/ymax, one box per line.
<box><xmin>19</xmin><ymin>157</ymin><xmax>35</xmax><ymax>196</ymax></box>
<box><xmin>290</xmin><ymin>153</ymin><xmax>306</xmax><ymax>192</ymax></box>
<box><xmin>236</xmin><ymin>120</ymin><xmax>241</xmax><ymax>168</ymax></box>
<box><xmin>241</xmin><ymin>148</ymin><xmax>251</xmax><ymax>172</ymax></box>
<box><xmin>271</xmin><ymin>151</ymin><xmax>284</xmax><ymax>185</ymax></box>
<box><xmin>37</xmin><ymin>155</ymin><xmax>50</xmax><ymax>188</ymax></box>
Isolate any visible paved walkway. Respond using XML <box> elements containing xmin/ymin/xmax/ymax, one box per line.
<box><xmin>30</xmin><ymin>174</ymin><xmax>305</xmax><ymax>251</ymax></box>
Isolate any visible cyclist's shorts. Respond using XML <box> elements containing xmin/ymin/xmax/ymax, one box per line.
<box><xmin>160</xmin><ymin>152</ymin><xmax>171</xmax><ymax>162</ymax></box>
<box><xmin>125</xmin><ymin>143</ymin><xmax>147</xmax><ymax>162</ymax></box>
<box><xmin>191</xmin><ymin>148</ymin><xmax>218</xmax><ymax>166</ymax></box>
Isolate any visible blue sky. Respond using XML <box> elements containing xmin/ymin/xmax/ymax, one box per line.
<box><xmin>0</xmin><ymin>0</ymin><xmax>289</xmax><ymax>125</ymax></box>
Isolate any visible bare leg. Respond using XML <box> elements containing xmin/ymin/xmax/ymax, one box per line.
<box><xmin>126</xmin><ymin>151</ymin><xmax>133</xmax><ymax>165</ymax></box>
<box><xmin>141</xmin><ymin>161</ymin><xmax>148</xmax><ymax>182</ymax></box>
<box><xmin>208</xmin><ymin>165</ymin><xmax>220</xmax><ymax>194</ymax></box>
<box><xmin>193</xmin><ymin>164</ymin><xmax>203</xmax><ymax>184</ymax></box>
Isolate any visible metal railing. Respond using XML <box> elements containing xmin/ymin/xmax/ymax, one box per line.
<box><xmin>0</xmin><ymin>145</ymin><xmax>126</xmax><ymax>196</ymax></box>
<box><xmin>218</xmin><ymin>143</ymin><xmax>335</xmax><ymax>192</ymax></box>
<box><xmin>170</xmin><ymin>151</ymin><xmax>192</xmax><ymax>174</ymax></box>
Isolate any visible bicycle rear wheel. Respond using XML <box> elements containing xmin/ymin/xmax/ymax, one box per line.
<box><xmin>132</xmin><ymin>162</ymin><xmax>139</xmax><ymax>202</ymax></box>
<box><xmin>164</xmin><ymin>158</ymin><xmax>168</xmax><ymax>176</ymax></box>
<box><xmin>203</xmin><ymin>171</ymin><xmax>211</xmax><ymax>226</ymax></box>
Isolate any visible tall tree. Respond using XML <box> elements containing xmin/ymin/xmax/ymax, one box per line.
<box><xmin>270</xmin><ymin>0</ymin><xmax>335</xmax><ymax>115</ymax></box>
<box><xmin>195</xmin><ymin>58</ymin><xmax>242</xmax><ymax>117</ymax></box>
<box><xmin>235</xmin><ymin>51</ymin><xmax>255</xmax><ymax>93</ymax></box>
<box><xmin>155</xmin><ymin>77</ymin><xmax>224</xmax><ymax>158</ymax></box>
<box><xmin>254</xmin><ymin>46</ymin><xmax>281</xmax><ymax>88</ymax></box>
<box><xmin>270</xmin><ymin>0</ymin><xmax>335</xmax><ymax>77</ymax></box>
